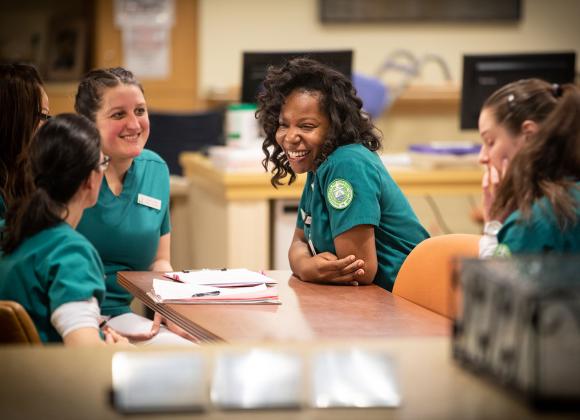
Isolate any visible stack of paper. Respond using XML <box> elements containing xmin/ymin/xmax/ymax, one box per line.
<box><xmin>150</xmin><ymin>277</ymin><xmax>280</xmax><ymax>305</ymax></box>
<box><xmin>164</xmin><ymin>269</ymin><xmax>277</xmax><ymax>287</ymax></box>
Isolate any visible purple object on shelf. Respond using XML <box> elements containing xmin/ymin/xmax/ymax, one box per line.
<box><xmin>409</xmin><ymin>144</ymin><xmax>481</xmax><ymax>156</ymax></box>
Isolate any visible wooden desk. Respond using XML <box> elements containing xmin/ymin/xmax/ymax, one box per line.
<box><xmin>179</xmin><ymin>152</ymin><xmax>482</xmax><ymax>270</ymax></box>
<box><xmin>118</xmin><ymin>270</ymin><xmax>450</xmax><ymax>343</ymax></box>
<box><xmin>1</xmin><ymin>338</ymin><xmax>575</xmax><ymax>420</ymax></box>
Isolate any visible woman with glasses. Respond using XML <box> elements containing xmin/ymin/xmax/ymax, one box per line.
<box><xmin>74</xmin><ymin>67</ymin><xmax>193</xmax><ymax>344</ymax></box>
<box><xmin>0</xmin><ymin>114</ymin><xmax>128</xmax><ymax>346</ymax></box>
<box><xmin>0</xmin><ymin>63</ymin><xmax>51</xmax><ymax>218</ymax></box>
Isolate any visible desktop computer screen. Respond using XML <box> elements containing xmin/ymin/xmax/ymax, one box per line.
<box><xmin>460</xmin><ymin>52</ymin><xmax>576</xmax><ymax>129</ymax></box>
<box><xmin>240</xmin><ymin>50</ymin><xmax>353</xmax><ymax>104</ymax></box>
<box><xmin>147</xmin><ymin>109</ymin><xmax>225</xmax><ymax>175</ymax></box>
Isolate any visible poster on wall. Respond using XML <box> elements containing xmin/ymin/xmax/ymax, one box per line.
<box><xmin>46</xmin><ymin>18</ymin><xmax>87</xmax><ymax>81</ymax></box>
<box><xmin>114</xmin><ymin>0</ymin><xmax>175</xmax><ymax>79</ymax></box>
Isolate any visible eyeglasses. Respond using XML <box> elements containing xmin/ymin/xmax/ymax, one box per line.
<box><xmin>38</xmin><ymin>112</ymin><xmax>52</xmax><ymax>121</ymax></box>
<box><xmin>98</xmin><ymin>155</ymin><xmax>111</xmax><ymax>172</ymax></box>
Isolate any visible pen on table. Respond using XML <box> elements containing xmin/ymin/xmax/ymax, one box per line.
<box><xmin>191</xmin><ymin>290</ymin><xmax>221</xmax><ymax>298</ymax></box>
<box><xmin>181</xmin><ymin>268</ymin><xmax>227</xmax><ymax>273</ymax></box>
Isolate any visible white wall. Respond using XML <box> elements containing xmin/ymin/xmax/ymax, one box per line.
<box><xmin>199</xmin><ymin>0</ymin><xmax>579</xmax><ymax>150</ymax></box>
<box><xmin>199</xmin><ymin>0</ymin><xmax>580</xmax><ymax>95</ymax></box>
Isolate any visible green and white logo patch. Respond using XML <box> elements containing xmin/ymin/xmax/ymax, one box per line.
<box><xmin>327</xmin><ymin>178</ymin><xmax>354</xmax><ymax>209</ymax></box>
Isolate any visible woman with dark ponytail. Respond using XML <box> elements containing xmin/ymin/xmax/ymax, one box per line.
<box><xmin>0</xmin><ymin>114</ymin><xmax>128</xmax><ymax>346</ymax></box>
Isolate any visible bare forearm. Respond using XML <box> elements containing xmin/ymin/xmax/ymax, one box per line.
<box><xmin>150</xmin><ymin>233</ymin><xmax>172</xmax><ymax>272</ymax></box>
<box><xmin>288</xmin><ymin>238</ymin><xmax>314</xmax><ymax>280</ymax></box>
<box><xmin>150</xmin><ymin>258</ymin><xmax>172</xmax><ymax>272</ymax></box>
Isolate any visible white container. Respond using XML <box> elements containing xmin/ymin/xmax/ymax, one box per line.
<box><xmin>226</xmin><ymin>103</ymin><xmax>259</xmax><ymax>148</ymax></box>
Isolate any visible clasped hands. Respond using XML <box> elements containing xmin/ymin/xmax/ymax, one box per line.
<box><xmin>299</xmin><ymin>252</ymin><xmax>365</xmax><ymax>286</ymax></box>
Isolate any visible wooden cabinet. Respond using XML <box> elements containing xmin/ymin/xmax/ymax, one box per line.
<box><xmin>27</xmin><ymin>0</ymin><xmax>200</xmax><ymax>115</ymax></box>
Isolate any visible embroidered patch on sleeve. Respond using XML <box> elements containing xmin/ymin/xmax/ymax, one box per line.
<box><xmin>493</xmin><ymin>244</ymin><xmax>512</xmax><ymax>257</ymax></box>
<box><xmin>327</xmin><ymin>179</ymin><xmax>354</xmax><ymax>209</ymax></box>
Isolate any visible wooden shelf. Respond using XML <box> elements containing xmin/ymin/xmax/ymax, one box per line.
<box><xmin>389</xmin><ymin>83</ymin><xmax>460</xmax><ymax>113</ymax></box>
<box><xmin>204</xmin><ymin>83</ymin><xmax>460</xmax><ymax>111</ymax></box>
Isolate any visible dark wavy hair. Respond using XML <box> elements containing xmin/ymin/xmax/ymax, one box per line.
<box><xmin>0</xmin><ymin>63</ymin><xmax>44</xmax><ymax>210</ymax></box>
<box><xmin>257</xmin><ymin>57</ymin><xmax>382</xmax><ymax>186</ymax></box>
<box><xmin>490</xmin><ymin>84</ymin><xmax>580</xmax><ymax>228</ymax></box>
<box><xmin>2</xmin><ymin>114</ymin><xmax>101</xmax><ymax>254</ymax></box>
<box><xmin>75</xmin><ymin>67</ymin><xmax>143</xmax><ymax>123</ymax></box>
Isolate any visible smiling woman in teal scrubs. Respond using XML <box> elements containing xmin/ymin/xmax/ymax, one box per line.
<box><xmin>257</xmin><ymin>58</ymin><xmax>429</xmax><ymax>291</ymax></box>
<box><xmin>0</xmin><ymin>114</ymin><xmax>127</xmax><ymax>346</ymax></box>
<box><xmin>75</xmin><ymin>68</ymin><xmax>192</xmax><ymax>344</ymax></box>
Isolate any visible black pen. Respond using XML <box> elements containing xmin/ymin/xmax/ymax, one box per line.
<box><xmin>191</xmin><ymin>290</ymin><xmax>221</xmax><ymax>298</ymax></box>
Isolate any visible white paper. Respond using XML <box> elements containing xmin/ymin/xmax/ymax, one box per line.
<box><xmin>105</xmin><ymin>312</ymin><xmax>155</xmax><ymax>336</ymax></box>
<box><xmin>311</xmin><ymin>349</ymin><xmax>401</xmax><ymax>408</ymax></box>
<box><xmin>112</xmin><ymin>351</ymin><xmax>205</xmax><ymax>412</ymax></box>
<box><xmin>122</xmin><ymin>26</ymin><xmax>171</xmax><ymax>79</ymax></box>
<box><xmin>115</xmin><ymin>0</ymin><xmax>175</xmax><ymax>27</ymax></box>
<box><xmin>153</xmin><ymin>279</ymin><xmax>220</xmax><ymax>299</ymax></box>
<box><xmin>165</xmin><ymin>269</ymin><xmax>277</xmax><ymax>286</ymax></box>
<box><xmin>114</xmin><ymin>0</ymin><xmax>174</xmax><ymax>79</ymax></box>
<box><xmin>152</xmin><ymin>278</ymin><xmax>270</xmax><ymax>300</ymax></box>
<box><xmin>211</xmin><ymin>349</ymin><xmax>303</xmax><ymax>409</ymax></box>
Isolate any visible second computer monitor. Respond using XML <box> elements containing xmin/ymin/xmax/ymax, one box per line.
<box><xmin>460</xmin><ymin>52</ymin><xmax>576</xmax><ymax>129</ymax></box>
<box><xmin>241</xmin><ymin>50</ymin><xmax>353</xmax><ymax>104</ymax></box>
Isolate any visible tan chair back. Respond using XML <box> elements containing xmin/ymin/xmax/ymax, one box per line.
<box><xmin>393</xmin><ymin>234</ymin><xmax>480</xmax><ymax>319</ymax></box>
<box><xmin>0</xmin><ymin>300</ymin><xmax>41</xmax><ymax>344</ymax></box>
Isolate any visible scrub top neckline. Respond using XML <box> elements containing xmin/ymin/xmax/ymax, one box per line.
<box><xmin>102</xmin><ymin>158</ymin><xmax>137</xmax><ymax>200</ymax></box>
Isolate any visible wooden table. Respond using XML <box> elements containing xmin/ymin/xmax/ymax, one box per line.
<box><xmin>118</xmin><ymin>270</ymin><xmax>450</xmax><ymax>343</ymax></box>
<box><xmin>1</xmin><ymin>338</ymin><xmax>575</xmax><ymax>420</ymax></box>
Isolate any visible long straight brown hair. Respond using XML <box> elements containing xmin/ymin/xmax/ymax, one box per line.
<box><xmin>0</xmin><ymin>63</ymin><xmax>43</xmax><ymax>209</ymax></box>
<box><xmin>490</xmin><ymin>84</ymin><xmax>580</xmax><ymax>228</ymax></box>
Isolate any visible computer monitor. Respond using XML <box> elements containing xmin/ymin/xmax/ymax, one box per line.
<box><xmin>241</xmin><ymin>50</ymin><xmax>353</xmax><ymax>104</ymax></box>
<box><xmin>147</xmin><ymin>109</ymin><xmax>225</xmax><ymax>175</ymax></box>
<box><xmin>460</xmin><ymin>52</ymin><xmax>576</xmax><ymax>129</ymax></box>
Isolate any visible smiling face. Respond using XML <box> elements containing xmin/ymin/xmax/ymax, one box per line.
<box><xmin>478</xmin><ymin>107</ymin><xmax>526</xmax><ymax>171</ymax></box>
<box><xmin>275</xmin><ymin>89</ymin><xmax>329</xmax><ymax>174</ymax></box>
<box><xmin>94</xmin><ymin>84</ymin><xmax>149</xmax><ymax>162</ymax></box>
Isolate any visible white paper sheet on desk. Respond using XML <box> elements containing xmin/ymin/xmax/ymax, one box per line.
<box><xmin>151</xmin><ymin>278</ymin><xmax>280</xmax><ymax>304</ymax></box>
<box><xmin>164</xmin><ymin>268</ymin><xmax>277</xmax><ymax>287</ymax></box>
<box><xmin>153</xmin><ymin>278</ymin><xmax>220</xmax><ymax>300</ymax></box>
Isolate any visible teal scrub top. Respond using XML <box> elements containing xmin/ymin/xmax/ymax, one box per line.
<box><xmin>0</xmin><ymin>195</ymin><xmax>5</xmax><ymax>219</ymax></box>
<box><xmin>296</xmin><ymin>144</ymin><xmax>429</xmax><ymax>291</ymax></box>
<box><xmin>77</xmin><ymin>149</ymin><xmax>171</xmax><ymax>316</ymax></box>
<box><xmin>0</xmin><ymin>195</ymin><xmax>5</xmax><ymax>240</ymax></box>
<box><xmin>498</xmin><ymin>182</ymin><xmax>580</xmax><ymax>254</ymax></box>
<box><xmin>0</xmin><ymin>223</ymin><xmax>106</xmax><ymax>343</ymax></box>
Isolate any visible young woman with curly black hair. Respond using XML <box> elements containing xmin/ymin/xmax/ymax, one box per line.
<box><xmin>257</xmin><ymin>58</ymin><xmax>429</xmax><ymax>291</ymax></box>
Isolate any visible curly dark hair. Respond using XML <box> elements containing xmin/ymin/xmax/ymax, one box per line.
<box><xmin>257</xmin><ymin>57</ymin><xmax>382</xmax><ymax>187</ymax></box>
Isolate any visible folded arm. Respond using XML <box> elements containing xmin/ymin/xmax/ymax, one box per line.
<box><xmin>288</xmin><ymin>227</ymin><xmax>369</xmax><ymax>285</ymax></box>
